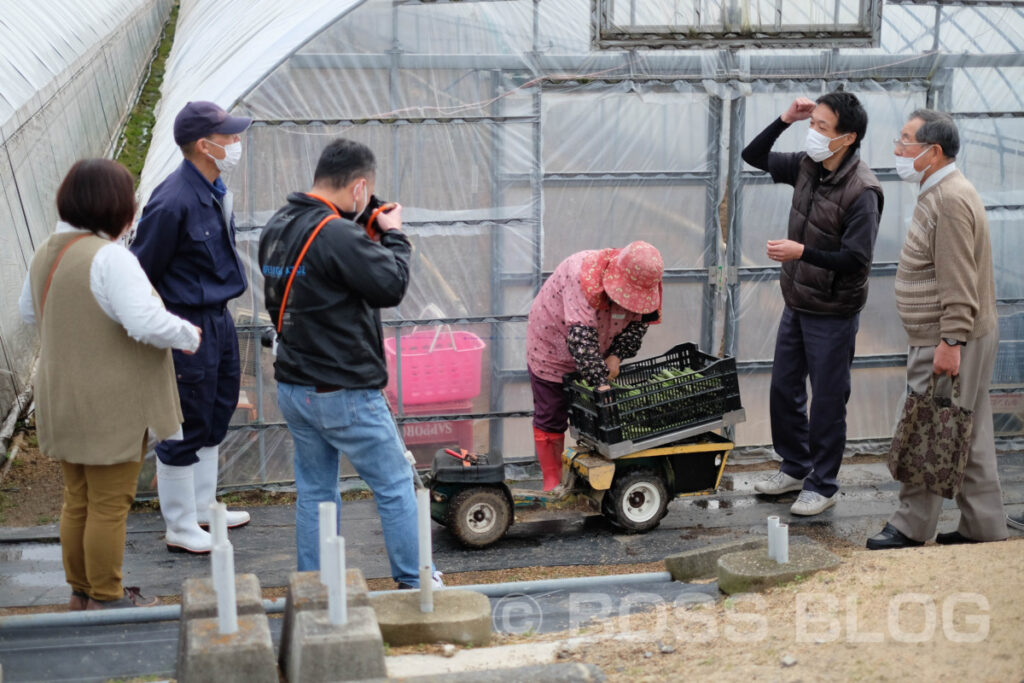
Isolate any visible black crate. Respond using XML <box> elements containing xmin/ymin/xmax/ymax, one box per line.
<box><xmin>563</xmin><ymin>343</ymin><xmax>742</xmax><ymax>448</ymax></box>
<box><xmin>431</xmin><ymin>448</ymin><xmax>506</xmax><ymax>484</ymax></box>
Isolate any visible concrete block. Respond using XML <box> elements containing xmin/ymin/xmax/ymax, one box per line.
<box><xmin>664</xmin><ymin>538</ymin><xmax>767</xmax><ymax>581</ymax></box>
<box><xmin>286</xmin><ymin>606</ymin><xmax>386</xmax><ymax>682</ymax></box>
<box><xmin>279</xmin><ymin>569</ymin><xmax>370</xmax><ymax>673</ymax></box>
<box><xmin>178</xmin><ymin>573</ymin><xmax>266</xmax><ymax>669</ymax></box>
<box><xmin>371</xmin><ymin>589</ymin><xmax>492</xmax><ymax>647</ymax></box>
<box><xmin>177</xmin><ymin>614</ymin><xmax>278</xmax><ymax>683</ymax></box>
<box><xmin>181</xmin><ymin>573</ymin><xmax>265</xmax><ymax>620</ymax></box>
<box><xmin>717</xmin><ymin>542</ymin><xmax>841</xmax><ymax>594</ymax></box>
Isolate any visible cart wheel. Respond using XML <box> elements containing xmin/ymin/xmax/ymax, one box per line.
<box><xmin>603</xmin><ymin>468</ymin><xmax>669</xmax><ymax>533</ymax></box>
<box><xmin>446</xmin><ymin>486</ymin><xmax>512</xmax><ymax>549</ymax></box>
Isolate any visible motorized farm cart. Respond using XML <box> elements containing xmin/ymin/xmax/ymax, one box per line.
<box><xmin>424</xmin><ymin>342</ymin><xmax>746</xmax><ymax>548</ymax></box>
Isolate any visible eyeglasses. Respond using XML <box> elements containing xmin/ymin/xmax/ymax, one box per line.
<box><xmin>892</xmin><ymin>138</ymin><xmax>930</xmax><ymax>151</ymax></box>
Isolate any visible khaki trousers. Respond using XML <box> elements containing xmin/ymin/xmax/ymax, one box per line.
<box><xmin>889</xmin><ymin>328</ymin><xmax>1007</xmax><ymax>542</ymax></box>
<box><xmin>59</xmin><ymin>438</ymin><xmax>145</xmax><ymax>601</ymax></box>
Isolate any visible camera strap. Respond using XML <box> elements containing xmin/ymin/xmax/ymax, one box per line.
<box><xmin>364</xmin><ymin>202</ymin><xmax>396</xmax><ymax>241</ymax></box>
<box><xmin>276</xmin><ymin>194</ymin><xmax>340</xmax><ymax>334</ymax></box>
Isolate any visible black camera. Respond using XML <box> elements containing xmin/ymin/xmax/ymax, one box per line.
<box><xmin>357</xmin><ymin>195</ymin><xmax>386</xmax><ymax>226</ymax></box>
<box><xmin>354</xmin><ymin>195</ymin><xmax>397</xmax><ymax>239</ymax></box>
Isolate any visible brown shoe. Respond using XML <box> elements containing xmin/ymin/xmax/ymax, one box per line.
<box><xmin>86</xmin><ymin>587</ymin><xmax>160</xmax><ymax>609</ymax></box>
<box><xmin>68</xmin><ymin>591</ymin><xmax>89</xmax><ymax>611</ymax></box>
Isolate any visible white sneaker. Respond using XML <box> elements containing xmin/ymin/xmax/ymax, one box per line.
<box><xmin>790</xmin><ymin>490</ymin><xmax>836</xmax><ymax>516</ymax></box>
<box><xmin>754</xmin><ymin>470</ymin><xmax>805</xmax><ymax>495</ymax></box>
<box><xmin>431</xmin><ymin>570</ymin><xmax>445</xmax><ymax>588</ymax></box>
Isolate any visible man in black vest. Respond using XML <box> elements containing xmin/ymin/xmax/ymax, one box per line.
<box><xmin>742</xmin><ymin>93</ymin><xmax>883</xmax><ymax>516</ymax></box>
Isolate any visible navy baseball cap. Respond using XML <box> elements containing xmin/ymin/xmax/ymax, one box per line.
<box><xmin>173</xmin><ymin>101</ymin><xmax>252</xmax><ymax>145</ymax></box>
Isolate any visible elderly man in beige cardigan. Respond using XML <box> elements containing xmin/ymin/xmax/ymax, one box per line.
<box><xmin>867</xmin><ymin>109</ymin><xmax>1008</xmax><ymax>550</ymax></box>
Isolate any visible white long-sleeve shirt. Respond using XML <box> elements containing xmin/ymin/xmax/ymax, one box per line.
<box><xmin>19</xmin><ymin>222</ymin><xmax>200</xmax><ymax>353</ymax></box>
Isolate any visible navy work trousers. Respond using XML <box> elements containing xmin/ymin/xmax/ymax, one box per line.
<box><xmin>156</xmin><ymin>306</ymin><xmax>240</xmax><ymax>466</ymax></box>
<box><xmin>769</xmin><ymin>305</ymin><xmax>859</xmax><ymax>497</ymax></box>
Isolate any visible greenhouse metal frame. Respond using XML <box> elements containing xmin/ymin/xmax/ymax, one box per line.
<box><xmin>177</xmin><ymin>0</ymin><xmax>1023</xmax><ymax>489</ymax></box>
<box><xmin>4</xmin><ymin>0</ymin><xmax>1020</xmax><ymax>490</ymax></box>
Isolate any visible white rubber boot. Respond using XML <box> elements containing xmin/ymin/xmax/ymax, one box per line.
<box><xmin>194</xmin><ymin>446</ymin><xmax>250</xmax><ymax>529</ymax></box>
<box><xmin>156</xmin><ymin>460</ymin><xmax>212</xmax><ymax>554</ymax></box>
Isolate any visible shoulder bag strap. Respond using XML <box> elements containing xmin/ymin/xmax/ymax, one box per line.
<box><xmin>39</xmin><ymin>233</ymin><xmax>91</xmax><ymax>319</ymax></box>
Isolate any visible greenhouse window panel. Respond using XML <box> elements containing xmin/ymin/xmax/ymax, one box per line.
<box><xmin>393</xmin><ymin>0</ymin><xmax>517</xmax><ymax>3</ymax></box>
<box><xmin>593</xmin><ymin>0</ymin><xmax>884</xmax><ymax>49</ymax></box>
<box><xmin>887</xmin><ymin>0</ymin><xmax>1024</xmax><ymax>7</ymax></box>
<box><xmin>249</xmin><ymin>115</ymin><xmax>537</xmax><ymax>126</ymax></box>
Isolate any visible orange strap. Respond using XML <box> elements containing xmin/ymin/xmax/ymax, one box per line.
<box><xmin>277</xmin><ymin>212</ymin><xmax>339</xmax><ymax>333</ymax></box>
<box><xmin>365</xmin><ymin>202</ymin><xmax>397</xmax><ymax>241</ymax></box>
<box><xmin>40</xmin><ymin>233</ymin><xmax>90</xmax><ymax>319</ymax></box>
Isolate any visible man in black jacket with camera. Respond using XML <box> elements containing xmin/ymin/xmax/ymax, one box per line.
<box><xmin>258</xmin><ymin>138</ymin><xmax>440</xmax><ymax>588</ymax></box>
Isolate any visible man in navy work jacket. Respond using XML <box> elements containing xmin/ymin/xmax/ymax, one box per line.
<box><xmin>742</xmin><ymin>93</ymin><xmax>883</xmax><ymax>516</ymax></box>
<box><xmin>258</xmin><ymin>138</ymin><xmax>441</xmax><ymax>589</ymax></box>
<box><xmin>131</xmin><ymin>101</ymin><xmax>252</xmax><ymax>553</ymax></box>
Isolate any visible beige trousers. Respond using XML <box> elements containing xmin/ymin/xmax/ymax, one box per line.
<box><xmin>889</xmin><ymin>328</ymin><xmax>1007</xmax><ymax>542</ymax></box>
<box><xmin>59</xmin><ymin>438</ymin><xmax>145</xmax><ymax>601</ymax></box>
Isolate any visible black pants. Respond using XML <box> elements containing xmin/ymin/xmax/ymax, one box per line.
<box><xmin>156</xmin><ymin>306</ymin><xmax>240</xmax><ymax>466</ymax></box>
<box><xmin>769</xmin><ymin>306</ymin><xmax>858</xmax><ymax>497</ymax></box>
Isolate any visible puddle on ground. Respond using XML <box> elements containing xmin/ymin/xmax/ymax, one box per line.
<box><xmin>14</xmin><ymin>543</ymin><xmax>62</xmax><ymax>562</ymax></box>
<box><xmin>0</xmin><ymin>569</ymin><xmax>69</xmax><ymax>607</ymax></box>
<box><xmin>0</xmin><ymin>547</ymin><xmax>23</xmax><ymax>562</ymax></box>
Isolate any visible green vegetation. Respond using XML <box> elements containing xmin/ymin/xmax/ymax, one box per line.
<box><xmin>114</xmin><ymin>2</ymin><xmax>180</xmax><ymax>184</ymax></box>
<box><xmin>571</xmin><ymin>361</ymin><xmax>725</xmax><ymax>439</ymax></box>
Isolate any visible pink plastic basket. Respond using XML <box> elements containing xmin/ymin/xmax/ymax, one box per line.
<box><xmin>385</xmin><ymin>328</ymin><xmax>486</xmax><ymax>405</ymax></box>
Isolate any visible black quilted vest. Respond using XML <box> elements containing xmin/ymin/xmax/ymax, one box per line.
<box><xmin>780</xmin><ymin>151</ymin><xmax>883</xmax><ymax>317</ymax></box>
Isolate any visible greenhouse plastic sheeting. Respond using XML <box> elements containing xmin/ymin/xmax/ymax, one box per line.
<box><xmin>0</xmin><ymin>0</ymin><xmax>172</xmax><ymax>419</ymax></box>
<box><xmin>131</xmin><ymin>0</ymin><xmax>1022</xmax><ymax>491</ymax></box>
<box><xmin>134</xmin><ymin>0</ymin><xmax>363</xmax><ymax>210</ymax></box>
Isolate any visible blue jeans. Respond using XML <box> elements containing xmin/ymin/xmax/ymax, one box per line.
<box><xmin>277</xmin><ymin>383</ymin><xmax>421</xmax><ymax>585</ymax></box>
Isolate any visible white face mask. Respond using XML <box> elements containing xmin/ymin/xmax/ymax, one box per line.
<box><xmin>804</xmin><ymin>128</ymin><xmax>848</xmax><ymax>163</ymax></box>
<box><xmin>204</xmin><ymin>139</ymin><xmax>242</xmax><ymax>173</ymax></box>
<box><xmin>895</xmin><ymin>145</ymin><xmax>933</xmax><ymax>183</ymax></box>
<box><xmin>352</xmin><ymin>181</ymin><xmax>369</xmax><ymax>216</ymax></box>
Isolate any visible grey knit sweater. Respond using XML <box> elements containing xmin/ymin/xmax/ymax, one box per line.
<box><xmin>895</xmin><ymin>168</ymin><xmax>997</xmax><ymax>347</ymax></box>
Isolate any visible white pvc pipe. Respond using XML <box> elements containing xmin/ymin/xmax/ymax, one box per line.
<box><xmin>417</xmin><ymin>488</ymin><xmax>433</xmax><ymax>613</ymax></box>
<box><xmin>0</xmin><ymin>572</ymin><xmax>677</xmax><ymax>630</ymax></box>
<box><xmin>326</xmin><ymin>536</ymin><xmax>347</xmax><ymax>626</ymax></box>
<box><xmin>211</xmin><ymin>541</ymin><xmax>238</xmax><ymax>634</ymax></box>
<box><xmin>318</xmin><ymin>501</ymin><xmax>337</xmax><ymax>578</ymax></box>
<box><xmin>777</xmin><ymin>523</ymin><xmax>789</xmax><ymax>564</ymax></box>
<box><xmin>210</xmin><ymin>502</ymin><xmax>228</xmax><ymax>547</ymax></box>
<box><xmin>766</xmin><ymin>516</ymin><xmax>779</xmax><ymax>560</ymax></box>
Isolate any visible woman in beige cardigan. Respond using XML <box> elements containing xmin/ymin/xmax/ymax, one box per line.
<box><xmin>19</xmin><ymin>159</ymin><xmax>201</xmax><ymax>609</ymax></box>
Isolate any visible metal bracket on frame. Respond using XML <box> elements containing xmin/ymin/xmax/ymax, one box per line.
<box><xmin>708</xmin><ymin>265</ymin><xmax>739</xmax><ymax>287</ymax></box>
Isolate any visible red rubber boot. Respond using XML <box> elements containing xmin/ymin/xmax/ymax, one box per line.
<box><xmin>533</xmin><ymin>427</ymin><xmax>566</xmax><ymax>491</ymax></box>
